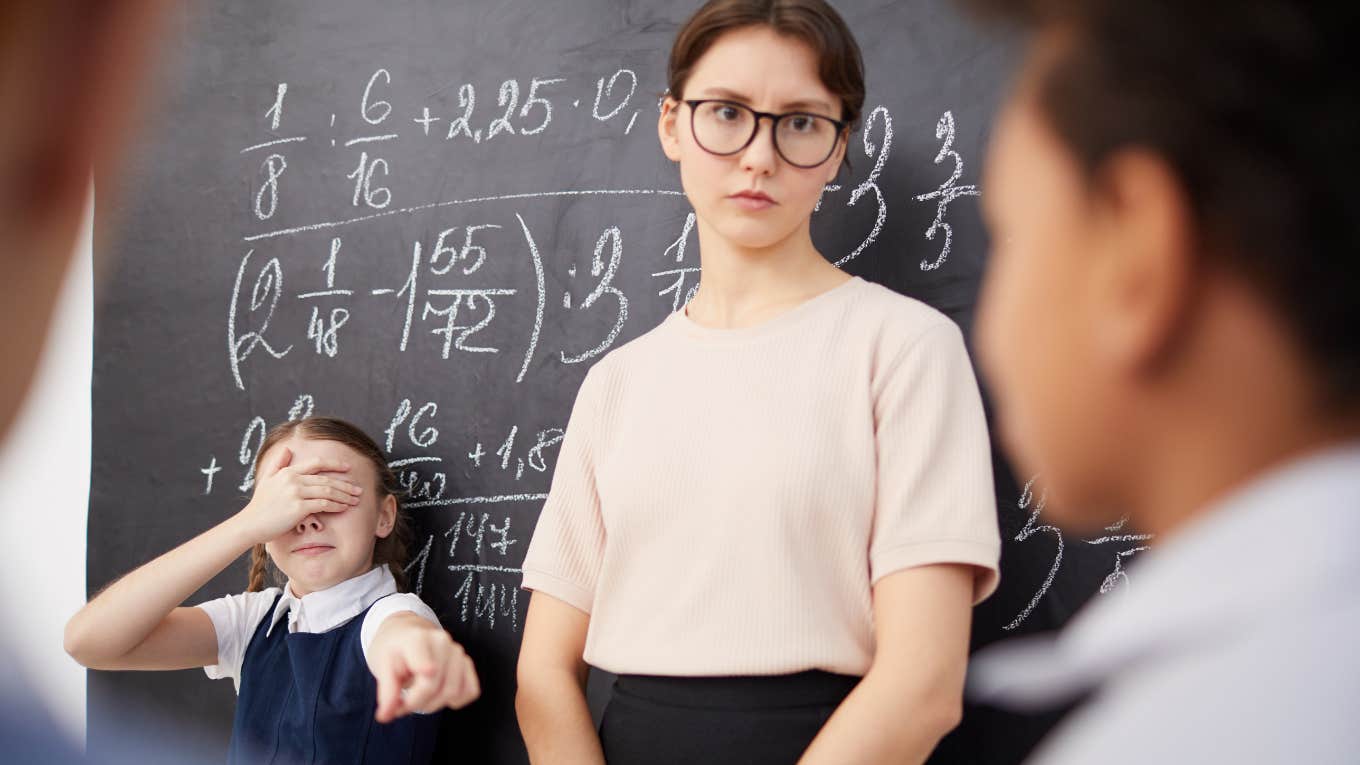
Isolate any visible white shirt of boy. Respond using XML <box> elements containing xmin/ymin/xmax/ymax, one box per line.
<box><xmin>196</xmin><ymin>564</ymin><xmax>438</xmax><ymax>692</ymax></box>
<box><xmin>968</xmin><ymin>442</ymin><xmax>1360</xmax><ymax>764</ymax></box>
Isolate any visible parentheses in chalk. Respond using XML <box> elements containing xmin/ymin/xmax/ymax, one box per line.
<box><xmin>514</xmin><ymin>212</ymin><xmax>546</xmax><ymax>384</ymax></box>
<box><xmin>227</xmin><ymin>249</ymin><xmax>293</xmax><ymax>391</ymax></box>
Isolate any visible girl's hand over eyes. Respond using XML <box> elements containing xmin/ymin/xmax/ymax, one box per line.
<box><xmin>233</xmin><ymin>445</ymin><xmax>362</xmax><ymax>543</ymax></box>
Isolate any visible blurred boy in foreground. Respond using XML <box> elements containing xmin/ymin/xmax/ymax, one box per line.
<box><xmin>964</xmin><ymin>2</ymin><xmax>1360</xmax><ymax>763</ymax></box>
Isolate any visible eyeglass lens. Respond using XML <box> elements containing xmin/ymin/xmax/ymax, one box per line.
<box><xmin>690</xmin><ymin>101</ymin><xmax>839</xmax><ymax>168</ymax></box>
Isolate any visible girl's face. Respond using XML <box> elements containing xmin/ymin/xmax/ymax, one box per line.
<box><xmin>262</xmin><ymin>435</ymin><xmax>396</xmax><ymax>596</ymax></box>
<box><xmin>659</xmin><ymin>25</ymin><xmax>847</xmax><ymax>251</ymax></box>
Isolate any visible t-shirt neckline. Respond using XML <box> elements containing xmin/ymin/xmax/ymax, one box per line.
<box><xmin>667</xmin><ymin>275</ymin><xmax>864</xmax><ymax>344</ymax></box>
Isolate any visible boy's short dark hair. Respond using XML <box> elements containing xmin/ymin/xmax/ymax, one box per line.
<box><xmin>967</xmin><ymin>0</ymin><xmax>1359</xmax><ymax>408</ymax></box>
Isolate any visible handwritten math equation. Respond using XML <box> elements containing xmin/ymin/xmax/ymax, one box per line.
<box><xmin>1002</xmin><ymin>476</ymin><xmax>1154</xmax><ymax>630</ymax></box>
<box><xmin>405</xmin><ymin>509</ymin><xmax>526</xmax><ymax>634</ymax></box>
<box><xmin>226</xmin><ymin>70</ymin><xmax>981</xmax><ymax>391</ymax></box>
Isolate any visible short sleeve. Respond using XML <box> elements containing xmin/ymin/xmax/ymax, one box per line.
<box><xmin>358</xmin><ymin>592</ymin><xmax>441</xmax><ymax>670</ymax></box>
<box><xmin>520</xmin><ymin>367</ymin><xmax>608</xmax><ymax>614</ymax></box>
<box><xmin>195</xmin><ymin>588</ymin><xmax>281</xmax><ymax>692</ymax></box>
<box><xmin>868</xmin><ymin>321</ymin><xmax>1001</xmax><ymax>603</ymax></box>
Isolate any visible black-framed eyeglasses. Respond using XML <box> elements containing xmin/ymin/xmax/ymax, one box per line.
<box><xmin>684</xmin><ymin>99</ymin><xmax>846</xmax><ymax>169</ymax></box>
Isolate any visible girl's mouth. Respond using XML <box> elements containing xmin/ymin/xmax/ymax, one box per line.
<box><xmin>292</xmin><ymin>544</ymin><xmax>334</xmax><ymax>556</ymax></box>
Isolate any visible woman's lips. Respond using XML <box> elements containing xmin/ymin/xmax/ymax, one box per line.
<box><xmin>729</xmin><ymin>190</ymin><xmax>776</xmax><ymax>211</ymax></box>
<box><xmin>292</xmin><ymin>544</ymin><xmax>334</xmax><ymax>556</ymax></box>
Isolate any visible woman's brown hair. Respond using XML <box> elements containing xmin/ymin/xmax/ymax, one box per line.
<box><xmin>246</xmin><ymin>416</ymin><xmax>412</xmax><ymax>592</ymax></box>
<box><xmin>667</xmin><ymin>0</ymin><xmax>866</xmax><ymax>134</ymax></box>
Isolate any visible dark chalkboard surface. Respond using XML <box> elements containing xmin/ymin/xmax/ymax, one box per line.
<box><xmin>90</xmin><ymin>1</ymin><xmax>1150</xmax><ymax>762</ymax></box>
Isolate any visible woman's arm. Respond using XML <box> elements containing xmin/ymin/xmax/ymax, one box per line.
<box><xmin>798</xmin><ymin>563</ymin><xmax>976</xmax><ymax>764</ymax></box>
<box><xmin>63</xmin><ymin>447</ymin><xmax>361</xmax><ymax>670</ymax></box>
<box><xmin>515</xmin><ymin>592</ymin><xmax>605</xmax><ymax>765</ymax></box>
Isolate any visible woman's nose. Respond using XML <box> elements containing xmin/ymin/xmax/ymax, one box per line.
<box><xmin>296</xmin><ymin>514</ymin><xmax>323</xmax><ymax>534</ymax></box>
<box><xmin>739</xmin><ymin>120</ymin><xmax>779</xmax><ymax>175</ymax></box>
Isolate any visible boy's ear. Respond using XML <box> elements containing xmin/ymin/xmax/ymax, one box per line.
<box><xmin>375</xmin><ymin>494</ymin><xmax>397</xmax><ymax>539</ymax></box>
<box><xmin>658</xmin><ymin>96</ymin><xmax>683</xmax><ymax>162</ymax></box>
<box><xmin>1088</xmin><ymin>147</ymin><xmax>1197</xmax><ymax>374</ymax></box>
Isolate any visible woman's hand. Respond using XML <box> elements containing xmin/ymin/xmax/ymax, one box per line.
<box><xmin>231</xmin><ymin>445</ymin><xmax>362</xmax><ymax>543</ymax></box>
<box><xmin>370</xmin><ymin>612</ymin><xmax>482</xmax><ymax>722</ymax></box>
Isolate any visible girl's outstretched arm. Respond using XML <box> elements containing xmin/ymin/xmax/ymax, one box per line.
<box><xmin>64</xmin><ymin>446</ymin><xmax>362</xmax><ymax>670</ymax></box>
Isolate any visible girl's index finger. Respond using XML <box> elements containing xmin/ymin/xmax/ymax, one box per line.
<box><xmin>374</xmin><ymin>664</ymin><xmax>406</xmax><ymax>723</ymax></box>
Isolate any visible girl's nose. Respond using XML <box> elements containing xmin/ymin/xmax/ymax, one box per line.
<box><xmin>296</xmin><ymin>514</ymin><xmax>324</xmax><ymax>534</ymax></box>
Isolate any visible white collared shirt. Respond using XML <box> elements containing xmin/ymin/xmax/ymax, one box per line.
<box><xmin>968</xmin><ymin>442</ymin><xmax>1360</xmax><ymax>764</ymax></box>
<box><xmin>196</xmin><ymin>564</ymin><xmax>438</xmax><ymax>692</ymax></box>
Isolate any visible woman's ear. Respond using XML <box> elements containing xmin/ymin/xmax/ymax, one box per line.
<box><xmin>658</xmin><ymin>96</ymin><xmax>683</xmax><ymax>162</ymax></box>
<box><xmin>375</xmin><ymin>494</ymin><xmax>397</xmax><ymax>539</ymax></box>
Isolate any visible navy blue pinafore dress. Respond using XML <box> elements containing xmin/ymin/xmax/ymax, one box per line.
<box><xmin>227</xmin><ymin>593</ymin><xmax>440</xmax><ymax>765</ymax></box>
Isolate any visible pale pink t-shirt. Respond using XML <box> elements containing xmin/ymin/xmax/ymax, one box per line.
<box><xmin>521</xmin><ymin>276</ymin><xmax>1001</xmax><ymax>677</ymax></box>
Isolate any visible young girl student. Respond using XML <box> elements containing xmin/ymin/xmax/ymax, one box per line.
<box><xmin>515</xmin><ymin>1</ymin><xmax>1001</xmax><ymax>763</ymax></box>
<box><xmin>65</xmin><ymin>417</ymin><xmax>480</xmax><ymax>764</ymax></box>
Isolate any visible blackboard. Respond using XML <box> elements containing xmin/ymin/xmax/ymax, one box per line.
<box><xmin>90</xmin><ymin>1</ymin><xmax>1152</xmax><ymax>762</ymax></box>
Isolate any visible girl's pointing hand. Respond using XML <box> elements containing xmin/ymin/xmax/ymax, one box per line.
<box><xmin>371</xmin><ymin>613</ymin><xmax>481</xmax><ymax>722</ymax></box>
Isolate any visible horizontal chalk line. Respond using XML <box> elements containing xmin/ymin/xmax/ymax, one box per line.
<box><xmin>345</xmin><ymin>134</ymin><xmax>399</xmax><ymax>146</ymax></box>
<box><xmin>406</xmin><ymin>493</ymin><xmax>548</xmax><ymax>509</ymax></box>
<box><xmin>242</xmin><ymin>189</ymin><xmax>686</xmax><ymax>241</ymax></box>
<box><xmin>297</xmin><ymin>289</ymin><xmax>354</xmax><ymax>299</ymax></box>
<box><xmin>389</xmin><ymin>456</ymin><xmax>443</xmax><ymax>467</ymax></box>
<box><xmin>448</xmin><ymin>565</ymin><xmax>522</xmax><ymax>574</ymax></box>
<box><xmin>240</xmin><ymin>136</ymin><xmax>307</xmax><ymax>153</ymax></box>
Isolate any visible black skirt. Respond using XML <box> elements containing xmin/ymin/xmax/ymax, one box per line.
<box><xmin>599</xmin><ymin>671</ymin><xmax>860</xmax><ymax>765</ymax></box>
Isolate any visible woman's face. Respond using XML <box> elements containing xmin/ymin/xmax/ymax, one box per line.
<box><xmin>659</xmin><ymin>25</ymin><xmax>847</xmax><ymax>251</ymax></box>
<box><xmin>262</xmin><ymin>436</ymin><xmax>396</xmax><ymax>596</ymax></box>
